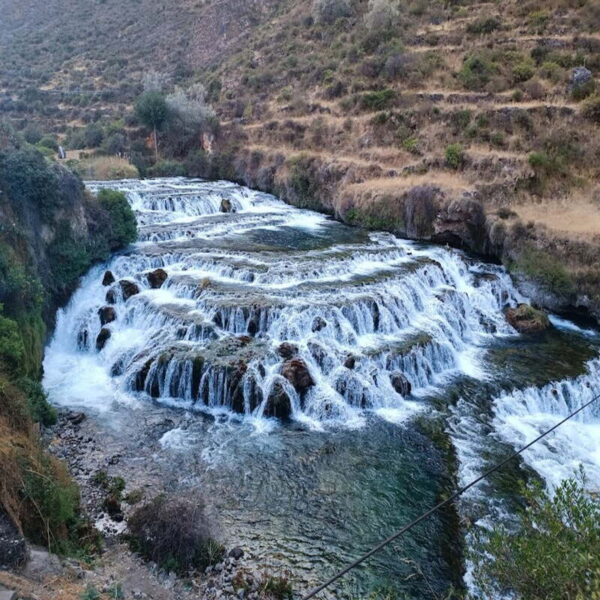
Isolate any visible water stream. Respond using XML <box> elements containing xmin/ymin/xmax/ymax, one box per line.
<box><xmin>43</xmin><ymin>178</ymin><xmax>600</xmax><ymax>597</ymax></box>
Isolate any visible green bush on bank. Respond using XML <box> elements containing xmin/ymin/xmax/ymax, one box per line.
<box><xmin>472</xmin><ymin>476</ymin><xmax>600</xmax><ymax>599</ymax></box>
<box><xmin>97</xmin><ymin>189</ymin><xmax>137</xmax><ymax>249</ymax></box>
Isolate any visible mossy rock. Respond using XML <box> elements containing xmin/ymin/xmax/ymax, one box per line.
<box><xmin>505</xmin><ymin>303</ymin><xmax>551</xmax><ymax>334</ymax></box>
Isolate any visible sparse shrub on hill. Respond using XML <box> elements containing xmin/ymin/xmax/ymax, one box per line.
<box><xmin>582</xmin><ymin>94</ymin><xmax>600</xmax><ymax>122</ymax></box>
<box><xmin>312</xmin><ymin>0</ymin><xmax>353</xmax><ymax>24</ymax></box>
<box><xmin>459</xmin><ymin>54</ymin><xmax>497</xmax><ymax>90</ymax></box>
<box><xmin>364</xmin><ymin>0</ymin><xmax>401</xmax><ymax>33</ymax></box>
<box><xmin>445</xmin><ymin>143</ymin><xmax>465</xmax><ymax>169</ymax></box>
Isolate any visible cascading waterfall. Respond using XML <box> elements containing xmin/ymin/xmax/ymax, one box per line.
<box><xmin>44</xmin><ymin>178</ymin><xmax>526</xmax><ymax>429</ymax></box>
<box><xmin>43</xmin><ymin>177</ymin><xmax>600</xmax><ymax>596</ymax></box>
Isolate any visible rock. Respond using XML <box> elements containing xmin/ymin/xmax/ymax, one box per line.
<box><xmin>390</xmin><ymin>372</ymin><xmax>412</xmax><ymax>396</ymax></box>
<box><xmin>0</xmin><ymin>591</ymin><xmax>17</xmax><ymax>600</ymax></box>
<box><xmin>119</xmin><ymin>279</ymin><xmax>140</xmax><ymax>300</ymax></box>
<box><xmin>229</xmin><ymin>547</ymin><xmax>244</xmax><ymax>560</ymax></box>
<box><xmin>106</xmin><ymin>288</ymin><xmax>117</xmax><ymax>304</ymax></box>
<box><xmin>569</xmin><ymin>66</ymin><xmax>592</xmax><ymax>92</ymax></box>
<box><xmin>147</xmin><ymin>268</ymin><xmax>168</xmax><ymax>289</ymax></box>
<box><xmin>277</xmin><ymin>342</ymin><xmax>298</xmax><ymax>359</ymax></box>
<box><xmin>344</xmin><ymin>355</ymin><xmax>356</xmax><ymax>369</ymax></box>
<box><xmin>98</xmin><ymin>306</ymin><xmax>117</xmax><ymax>326</ymax></box>
<box><xmin>264</xmin><ymin>382</ymin><xmax>293</xmax><ymax>420</ymax></box>
<box><xmin>96</xmin><ymin>328</ymin><xmax>111</xmax><ymax>351</ymax></box>
<box><xmin>281</xmin><ymin>358</ymin><xmax>315</xmax><ymax>393</ymax></box>
<box><xmin>102</xmin><ymin>271</ymin><xmax>115</xmax><ymax>286</ymax></box>
<box><xmin>22</xmin><ymin>548</ymin><xmax>63</xmax><ymax>583</ymax></box>
<box><xmin>0</xmin><ymin>512</ymin><xmax>27</xmax><ymax>570</ymax></box>
<box><xmin>220</xmin><ymin>199</ymin><xmax>233</xmax><ymax>213</ymax></box>
<box><xmin>505</xmin><ymin>303</ymin><xmax>551</xmax><ymax>334</ymax></box>
<box><xmin>311</xmin><ymin>316</ymin><xmax>327</xmax><ymax>332</ymax></box>
<box><xmin>67</xmin><ymin>412</ymin><xmax>86</xmax><ymax>425</ymax></box>
<box><xmin>433</xmin><ymin>195</ymin><xmax>486</xmax><ymax>252</ymax></box>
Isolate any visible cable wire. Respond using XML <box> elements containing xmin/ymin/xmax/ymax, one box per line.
<box><xmin>302</xmin><ymin>389</ymin><xmax>600</xmax><ymax>599</ymax></box>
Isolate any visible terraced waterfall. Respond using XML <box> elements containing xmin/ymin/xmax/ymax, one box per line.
<box><xmin>44</xmin><ymin>179</ymin><xmax>600</xmax><ymax>597</ymax></box>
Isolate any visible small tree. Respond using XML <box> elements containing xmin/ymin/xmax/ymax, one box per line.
<box><xmin>472</xmin><ymin>476</ymin><xmax>600</xmax><ymax>600</ymax></box>
<box><xmin>365</xmin><ymin>0</ymin><xmax>401</xmax><ymax>32</ymax></box>
<box><xmin>135</xmin><ymin>91</ymin><xmax>168</xmax><ymax>161</ymax></box>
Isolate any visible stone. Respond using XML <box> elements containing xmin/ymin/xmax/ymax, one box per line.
<box><xmin>106</xmin><ymin>288</ymin><xmax>117</xmax><ymax>305</ymax></box>
<box><xmin>22</xmin><ymin>548</ymin><xmax>63</xmax><ymax>583</ymax></box>
<box><xmin>147</xmin><ymin>268</ymin><xmax>168</xmax><ymax>289</ymax></box>
<box><xmin>229</xmin><ymin>547</ymin><xmax>244</xmax><ymax>560</ymax></box>
<box><xmin>0</xmin><ymin>512</ymin><xmax>27</xmax><ymax>570</ymax></box>
<box><xmin>505</xmin><ymin>303</ymin><xmax>551</xmax><ymax>334</ymax></box>
<box><xmin>264</xmin><ymin>382</ymin><xmax>293</xmax><ymax>420</ymax></box>
<box><xmin>277</xmin><ymin>342</ymin><xmax>298</xmax><ymax>360</ymax></box>
<box><xmin>96</xmin><ymin>328</ymin><xmax>111</xmax><ymax>351</ymax></box>
<box><xmin>0</xmin><ymin>591</ymin><xmax>17</xmax><ymax>600</ymax></box>
<box><xmin>390</xmin><ymin>372</ymin><xmax>412</xmax><ymax>396</ymax></box>
<box><xmin>99</xmin><ymin>306</ymin><xmax>117</xmax><ymax>326</ymax></box>
<box><xmin>102</xmin><ymin>270</ymin><xmax>115</xmax><ymax>286</ymax></box>
<box><xmin>570</xmin><ymin>66</ymin><xmax>592</xmax><ymax>91</ymax></box>
<box><xmin>311</xmin><ymin>316</ymin><xmax>327</xmax><ymax>332</ymax></box>
<box><xmin>344</xmin><ymin>355</ymin><xmax>356</xmax><ymax>369</ymax></box>
<box><xmin>67</xmin><ymin>412</ymin><xmax>86</xmax><ymax>425</ymax></box>
<box><xmin>220</xmin><ymin>199</ymin><xmax>233</xmax><ymax>213</ymax></box>
<box><xmin>119</xmin><ymin>279</ymin><xmax>140</xmax><ymax>300</ymax></box>
<box><xmin>281</xmin><ymin>358</ymin><xmax>315</xmax><ymax>393</ymax></box>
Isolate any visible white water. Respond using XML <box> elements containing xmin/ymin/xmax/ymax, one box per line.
<box><xmin>43</xmin><ymin>178</ymin><xmax>527</xmax><ymax>430</ymax></box>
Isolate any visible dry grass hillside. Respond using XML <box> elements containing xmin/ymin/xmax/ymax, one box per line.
<box><xmin>1</xmin><ymin>0</ymin><xmax>600</xmax><ymax>318</ymax></box>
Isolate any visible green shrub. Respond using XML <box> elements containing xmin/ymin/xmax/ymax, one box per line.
<box><xmin>97</xmin><ymin>189</ymin><xmax>137</xmax><ymax>248</ymax></box>
<box><xmin>472</xmin><ymin>476</ymin><xmax>600</xmax><ymax>600</ymax></box>
<box><xmin>146</xmin><ymin>160</ymin><xmax>187</xmax><ymax>177</ymax></box>
<box><xmin>572</xmin><ymin>79</ymin><xmax>597</xmax><ymax>101</ymax></box>
<box><xmin>17</xmin><ymin>377</ymin><xmax>57</xmax><ymax>426</ymax></box>
<box><xmin>359</xmin><ymin>89</ymin><xmax>396</xmax><ymax>111</ymax></box>
<box><xmin>466</xmin><ymin>17</ymin><xmax>501</xmax><ymax>35</ymax></box>
<box><xmin>80</xmin><ymin>585</ymin><xmax>100</xmax><ymax>600</ymax></box>
<box><xmin>445</xmin><ymin>143</ymin><xmax>465</xmax><ymax>169</ymax></box>
<box><xmin>259</xmin><ymin>574</ymin><xmax>294</xmax><ymax>600</ymax></box>
<box><xmin>512</xmin><ymin>60</ymin><xmax>536</xmax><ymax>83</ymax></box>
<box><xmin>0</xmin><ymin>311</ymin><xmax>25</xmax><ymax>375</ymax></box>
<box><xmin>459</xmin><ymin>54</ymin><xmax>497</xmax><ymax>90</ymax></box>
<box><xmin>47</xmin><ymin>224</ymin><xmax>91</xmax><ymax>292</ymax></box>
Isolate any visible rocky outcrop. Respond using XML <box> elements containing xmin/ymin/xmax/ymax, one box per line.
<box><xmin>99</xmin><ymin>306</ymin><xmax>116</xmax><ymax>326</ymax></box>
<box><xmin>264</xmin><ymin>382</ymin><xmax>292</xmax><ymax>419</ymax></box>
<box><xmin>0</xmin><ymin>512</ymin><xmax>27</xmax><ymax>570</ymax></box>
<box><xmin>96</xmin><ymin>327</ymin><xmax>112</xmax><ymax>350</ymax></box>
<box><xmin>220</xmin><ymin>198</ymin><xmax>234</xmax><ymax>213</ymax></box>
<box><xmin>390</xmin><ymin>372</ymin><xmax>412</xmax><ymax>396</ymax></box>
<box><xmin>505</xmin><ymin>304</ymin><xmax>551</xmax><ymax>334</ymax></box>
<box><xmin>281</xmin><ymin>358</ymin><xmax>315</xmax><ymax>394</ymax></box>
<box><xmin>147</xmin><ymin>268</ymin><xmax>168</xmax><ymax>289</ymax></box>
<box><xmin>102</xmin><ymin>271</ymin><xmax>116</xmax><ymax>286</ymax></box>
<box><xmin>277</xmin><ymin>342</ymin><xmax>298</xmax><ymax>359</ymax></box>
<box><xmin>119</xmin><ymin>280</ymin><xmax>140</xmax><ymax>300</ymax></box>
<box><xmin>433</xmin><ymin>196</ymin><xmax>487</xmax><ymax>251</ymax></box>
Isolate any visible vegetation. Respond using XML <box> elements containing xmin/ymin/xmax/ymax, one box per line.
<box><xmin>97</xmin><ymin>189</ymin><xmax>137</xmax><ymax>249</ymax></box>
<box><xmin>472</xmin><ymin>476</ymin><xmax>600</xmax><ymax>600</ymax></box>
<box><xmin>128</xmin><ymin>495</ymin><xmax>224</xmax><ymax>574</ymax></box>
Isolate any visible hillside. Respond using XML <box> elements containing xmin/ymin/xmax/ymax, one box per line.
<box><xmin>1</xmin><ymin>0</ymin><xmax>600</xmax><ymax>323</ymax></box>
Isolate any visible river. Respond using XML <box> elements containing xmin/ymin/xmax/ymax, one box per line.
<box><xmin>43</xmin><ymin>178</ymin><xmax>600</xmax><ymax>598</ymax></box>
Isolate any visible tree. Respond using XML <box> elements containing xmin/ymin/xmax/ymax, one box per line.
<box><xmin>135</xmin><ymin>91</ymin><xmax>168</xmax><ymax>161</ymax></box>
<box><xmin>365</xmin><ymin>0</ymin><xmax>401</xmax><ymax>32</ymax></box>
<box><xmin>472</xmin><ymin>476</ymin><xmax>600</xmax><ymax>600</ymax></box>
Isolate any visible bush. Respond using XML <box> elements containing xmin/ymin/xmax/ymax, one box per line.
<box><xmin>359</xmin><ymin>89</ymin><xmax>396</xmax><ymax>111</ymax></box>
<box><xmin>445</xmin><ymin>143</ymin><xmax>465</xmax><ymax>169</ymax></box>
<box><xmin>312</xmin><ymin>0</ymin><xmax>353</xmax><ymax>24</ymax></box>
<box><xmin>459</xmin><ymin>54</ymin><xmax>497</xmax><ymax>90</ymax></box>
<box><xmin>512</xmin><ymin>246</ymin><xmax>574</xmax><ymax>296</ymax></box>
<box><xmin>472</xmin><ymin>476</ymin><xmax>600</xmax><ymax>599</ymax></box>
<box><xmin>147</xmin><ymin>160</ymin><xmax>187</xmax><ymax>177</ymax></box>
<box><xmin>512</xmin><ymin>60</ymin><xmax>536</xmax><ymax>83</ymax></box>
<box><xmin>97</xmin><ymin>189</ymin><xmax>137</xmax><ymax>248</ymax></box>
<box><xmin>466</xmin><ymin>17</ymin><xmax>501</xmax><ymax>34</ymax></box>
<box><xmin>582</xmin><ymin>94</ymin><xmax>600</xmax><ymax>122</ymax></box>
<box><xmin>128</xmin><ymin>495</ymin><xmax>224</xmax><ymax>574</ymax></box>
<box><xmin>0</xmin><ymin>312</ymin><xmax>25</xmax><ymax>375</ymax></box>
<box><xmin>17</xmin><ymin>377</ymin><xmax>57</xmax><ymax>426</ymax></box>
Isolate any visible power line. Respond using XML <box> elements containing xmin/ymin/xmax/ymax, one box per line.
<box><xmin>303</xmin><ymin>388</ymin><xmax>600</xmax><ymax>600</ymax></box>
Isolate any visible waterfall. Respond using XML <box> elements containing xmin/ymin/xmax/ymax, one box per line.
<box><xmin>44</xmin><ymin>177</ymin><xmax>528</xmax><ymax>427</ymax></box>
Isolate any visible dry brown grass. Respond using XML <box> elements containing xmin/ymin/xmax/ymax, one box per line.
<box><xmin>516</xmin><ymin>199</ymin><xmax>600</xmax><ymax>237</ymax></box>
<box><xmin>344</xmin><ymin>173</ymin><xmax>469</xmax><ymax>194</ymax></box>
<box><xmin>72</xmin><ymin>157</ymin><xmax>139</xmax><ymax>181</ymax></box>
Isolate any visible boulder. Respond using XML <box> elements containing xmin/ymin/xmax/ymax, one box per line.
<box><xmin>119</xmin><ymin>279</ymin><xmax>140</xmax><ymax>300</ymax></box>
<box><xmin>277</xmin><ymin>342</ymin><xmax>298</xmax><ymax>360</ymax></box>
<box><xmin>311</xmin><ymin>316</ymin><xmax>327</xmax><ymax>332</ymax></box>
<box><xmin>22</xmin><ymin>548</ymin><xmax>63</xmax><ymax>583</ymax></box>
<box><xmin>99</xmin><ymin>306</ymin><xmax>116</xmax><ymax>326</ymax></box>
<box><xmin>264</xmin><ymin>382</ymin><xmax>293</xmax><ymax>419</ymax></box>
<box><xmin>96</xmin><ymin>328</ymin><xmax>112</xmax><ymax>351</ymax></box>
<box><xmin>229</xmin><ymin>547</ymin><xmax>244</xmax><ymax>560</ymax></box>
<box><xmin>281</xmin><ymin>359</ymin><xmax>315</xmax><ymax>393</ymax></box>
<box><xmin>0</xmin><ymin>512</ymin><xmax>27</xmax><ymax>570</ymax></box>
<box><xmin>344</xmin><ymin>355</ymin><xmax>356</xmax><ymax>369</ymax></box>
<box><xmin>220</xmin><ymin>199</ymin><xmax>233</xmax><ymax>213</ymax></box>
<box><xmin>569</xmin><ymin>66</ymin><xmax>593</xmax><ymax>92</ymax></box>
<box><xmin>102</xmin><ymin>271</ymin><xmax>115</xmax><ymax>286</ymax></box>
<box><xmin>505</xmin><ymin>304</ymin><xmax>551</xmax><ymax>334</ymax></box>
<box><xmin>147</xmin><ymin>268</ymin><xmax>168</xmax><ymax>289</ymax></box>
<box><xmin>106</xmin><ymin>288</ymin><xmax>117</xmax><ymax>305</ymax></box>
<box><xmin>390</xmin><ymin>372</ymin><xmax>412</xmax><ymax>396</ymax></box>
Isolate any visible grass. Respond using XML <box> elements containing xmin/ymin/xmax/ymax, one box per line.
<box><xmin>68</xmin><ymin>157</ymin><xmax>139</xmax><ymax>181</ymax></box>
